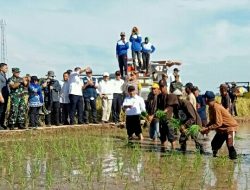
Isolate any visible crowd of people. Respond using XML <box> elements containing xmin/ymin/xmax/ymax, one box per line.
<box><xmin>0</xmin><ymin>26</ymin><xmax>240</xmax><ymax>160</ymax></box>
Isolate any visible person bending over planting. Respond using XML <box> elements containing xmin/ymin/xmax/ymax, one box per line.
<box><xmin>122</xmin><ymin>85</ymin><xmax>146</xmax><ymax>140</ymax></box>
<box><xmin>156</xmin><ymin>84</ymin><xmax>177</xmax><ymax>149</ymax></box>
<box><xmin>173</xmin><ymin>89</ymin><xmax>204</xmax><ymax>154</ymax></box>
<box><xmin>200</xmin><ymin>91</ymin><xmax>238</xmax><ymax>160</ymax></box>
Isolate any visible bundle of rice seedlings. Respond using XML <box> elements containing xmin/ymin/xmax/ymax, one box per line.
<box><xmin>169</xmin><ymin>118</ymin><xmax>182</xmax><ymax>130</ymax></box>
<box><xmin>155</xmin><ymin>110</ymin><xmax>166</xmax><ymax>121</ymax></box>
<box><xmin>187</xmin><ymin>125</ymin><xmax>201</xmax><ymax>136</ymax></box>
<box><xmin>140</xmin><ymin>111</ymin><xmax>148</xmax><ymax>117</ymax></box>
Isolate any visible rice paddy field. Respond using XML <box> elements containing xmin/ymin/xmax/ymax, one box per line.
<box><xmin>0</xmin><ymin>123</ymin><xmax>249</xmax><ymax>190</ymax></box>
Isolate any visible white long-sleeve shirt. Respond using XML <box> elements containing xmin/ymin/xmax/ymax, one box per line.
<box><xmin>68</xmin><ymin>71</ymin><xmax>83</xmax><ymax>96</ymax></box>
<box><xmin>123</xmin><ymin>95</ymin><xmax>146</xmax><ymax>116</ymax></box>
<box><xmin>98</xmin><ymin>79</ymin><xmax>113</xmax><ymax>99</ymax></box>
<box><xmin>111</xmin><ymin>78</ymin><xmax>124</xmax><ymax>94</ymax></box>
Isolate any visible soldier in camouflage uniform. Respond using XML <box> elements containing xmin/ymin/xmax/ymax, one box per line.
<box><xmin>8</xmin><ymin>68</ymin><xmax>28</xmax><ymax>130</ymax></box>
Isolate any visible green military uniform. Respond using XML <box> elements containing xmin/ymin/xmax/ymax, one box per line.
<box><xmin>8</xmin><ymin>68</ymin><xmax>26</xmax><ymax>129</ymax></box>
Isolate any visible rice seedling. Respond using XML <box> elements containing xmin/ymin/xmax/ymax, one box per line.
<box><xmin>155</xmin><ymin>110</ymin><xmax>166</xmax><ymax>121</ymax></box>
<box><xmin>187</xmin><ymin>125</ymin><xmax>201</xmax><ymax>137</ymax></box>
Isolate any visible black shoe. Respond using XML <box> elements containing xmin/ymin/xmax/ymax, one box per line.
<box><xmin>8</xmin><ymin>124</ymin><xmax>15</xmax><ymax>130</ymax></box>
<box><xmin>229</xmin><ymin>147</ymin><xmax>237</xmax><ymax>160</ymax></box>
<box><xmin>18</xmin><ymin>123</ymin><xmax>26</xmax><ymax>129</ymax></box>
<box><xmin>1</xmin><ymin>125</ymin><xmax>7</xmax><ymax>130</ymax></box>
<box><xmin>213</xmin><ymin>150</ymin><xmax>218</xmax><ymax>157</ymax></box>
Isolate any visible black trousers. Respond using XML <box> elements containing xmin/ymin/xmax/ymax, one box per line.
<box><xmin>69</xmin><ymin>94</ymin><xmax>84</xmax><ymax>124</ymax></box>
<box><xmin>29</xmin><ymin>107</ymin><xmax>40</xmax><ymax>127</ymax></box>
<box><xmin>142</xmin><ymin>52</ymin><xmax>150</xmax><ymax>72</ymax></box>
<box><xmin>83</xmin><ymin>98</ymin><xmax>97</xmax><ymax>123</ymax></box>
<box><xmin>112</xmin><ymin>93</ymin><xmax>123</xmax><ymax>123</ymax></box>
<box><xmin>0</xmin><ymin>96</ymin><xmax>8</xmax><ymax>127</ymax></box>
<box><xmin>211</xmin><ymin>131</ymin><xmax>237</xmax><ymax>158</ymax></box>
<box><xmin>231</xmin><ymin>101</ymin><xmax>238</xmax><ymax>116</ymax></box>
<box><xmin>60</xmin><ymin>103</ymin><xmax>70</xmax><ymax>125</ymax></box>
<box><xmin>118</xmin><ymin>54</ymin><xmax>128</xmax><ymax>77</ymax></box>
<box><xmin>45</xmin><ymin>101</ymin><xmax>60</xmax><ymax>125</ymax></box>
<box><xmin>126</xmin><ymin>115</ymin><xmax>142</xmax><ymax>137</ymax></box>
<box><xmin>159</xmin><ymin>120</ymin><xmax>177</xmax><ymax>143</ymax></box>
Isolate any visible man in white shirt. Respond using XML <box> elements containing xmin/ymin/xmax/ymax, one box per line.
<box><xmin>68</xmin><ymin>67</ymin><xmax>85</xmax><ymax>125</ymax></box>
<box><xmin>123</xmin><ymin>85</ymin><xmax>146</xmax><ymax>140</ymax></box>
<box><xmin>169</xmin><ymin>68</ymin><xmax>182</xmax><ymax>84</ymax></box>
<box><xmin>111</xmin><ymin>71</ymin><xmax>124</xmax><ymax>124</ymax></box>
<box><xmin>59</xmin><ymin>72</ymin><xmax>70</xmax><ymax>125</ymax></box>
<box><xmin>185</xmin><ymin>82</ymin><xmax>197</xmax><ymax>110</ymax></box>
<box><xmin>98</xmin><ymin>72</ymin><xmax>113</xmax><ymax>123</ymax></box>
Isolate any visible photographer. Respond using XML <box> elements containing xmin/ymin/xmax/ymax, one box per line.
<box><xmin>42</xmin><ymin>71</ymin><xmax>61</xmax><ymax>126</ymax></box>
<box><xmin>7</xmin><ymin>68</ymin><xmax>28</xmax><ymax>130</ymax></box>
<box><xmin>129</xmin><ymin>26</ymin><xmax>142</xmax><ymax>71</ymax></box>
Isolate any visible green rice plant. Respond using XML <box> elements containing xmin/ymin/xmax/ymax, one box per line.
<box><xmin>155</xmin><ymin>110</ymin><xmax>166</xmax><ymax>121</ymax></box>
<box><xmin>187</xmin><ymin>125</ymin><xmax>201</xmax><ymax>136</ymax></box>
<box><xmin>169</xmin><ymin>118</ymin><xmax>182</xmax><ymax>130</ymax></box>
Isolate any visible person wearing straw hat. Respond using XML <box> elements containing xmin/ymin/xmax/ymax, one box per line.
<box><xmin>7</xmin><ymin>68</ymin><xmax>28</xmax><ymax>130</ymax></box>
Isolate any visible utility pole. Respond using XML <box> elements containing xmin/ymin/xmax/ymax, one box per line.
<box><xmin>0</xmin><ymin>19</ymin><xmax>7</xmax><ymax>63</ymax></box>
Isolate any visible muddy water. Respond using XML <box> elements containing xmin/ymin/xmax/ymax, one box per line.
<box><xmin>0</xmin><ymin>124</ymin><xmax>249</xmax><ymax>189</ymax></box>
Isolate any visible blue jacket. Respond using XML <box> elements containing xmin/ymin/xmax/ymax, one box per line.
<box><xmin>129</xmin><ymin>34</ymin><xmax>142</xmax><ymax>51</ymax></box>
<box><xmin>141</xmin><ymin>42</ymin><xmax>155</xmax><ymax>53</ymax></box>
<box><xmin>196</xmin><ymin>95</ymin><xmax>207</xmax><ymax>120</ymax></box>
<box><xmin>116</xmin><ymin>40</ymin><xmax>129</xmax><ymax>56</ymax></box>
<box><xmin>82</xmin><ymin>76</ymin><xmax>98</xmax><ymax>99</ymax></box>
<box><xmin>28</xmin><ymin>83</ymin><xmax>43</xmax><ymax>107</ymax></box>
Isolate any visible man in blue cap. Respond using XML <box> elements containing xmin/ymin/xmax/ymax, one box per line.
<box><xmin>201</xmin><ymin>91</ymin><xmax>238</xmax><ymax>159</ymax></box>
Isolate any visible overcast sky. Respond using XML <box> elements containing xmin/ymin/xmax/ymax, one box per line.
<box><xmin>1</xmin><ymin>0</ymin><xmax>250</xmax><ymax>92</ymax></box>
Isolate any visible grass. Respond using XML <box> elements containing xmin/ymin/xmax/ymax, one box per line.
<box><xmin>0</xmin><ymin>127</ymin><xmax>247</xmax><ymax>189</ymax></box>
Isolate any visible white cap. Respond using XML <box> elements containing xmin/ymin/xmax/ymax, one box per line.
<box><xmin>173</xmin><ymin>89</ymin><xmax>183</xmax><ymax>96</ymax></box>
<box><xmin>103</xmin><ymin>72</ymin><xmax>109</xmax><ymax>77</ymax></box>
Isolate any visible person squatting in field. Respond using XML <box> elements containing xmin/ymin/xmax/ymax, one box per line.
<box><xmin>173</xmin><ymin>89</ymin><xmax>205</xmax><ymax>154</ymax></box>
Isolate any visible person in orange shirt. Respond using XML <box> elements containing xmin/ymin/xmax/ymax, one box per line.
<box><xmin>201</xmin><ymin>91</ymin><xmax>238</xmax><ymax>160</ymax></box>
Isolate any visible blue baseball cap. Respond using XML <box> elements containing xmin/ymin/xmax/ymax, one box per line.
<box><xmin>204</xmin><ymin>91</ymin><xmax>215</xmax><ymax>101</ymax></box>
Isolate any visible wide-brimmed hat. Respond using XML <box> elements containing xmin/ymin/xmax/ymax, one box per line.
<box><xmin>46</xmin><ymin>71</ymin><xmax>55</xmax><ymax>77</ymax></box>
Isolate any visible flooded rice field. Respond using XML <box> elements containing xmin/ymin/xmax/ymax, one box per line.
<box><xmin>0</xmin><ymin>124</ymin><xmax>249</xmax><ymax>190</ymax></box>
